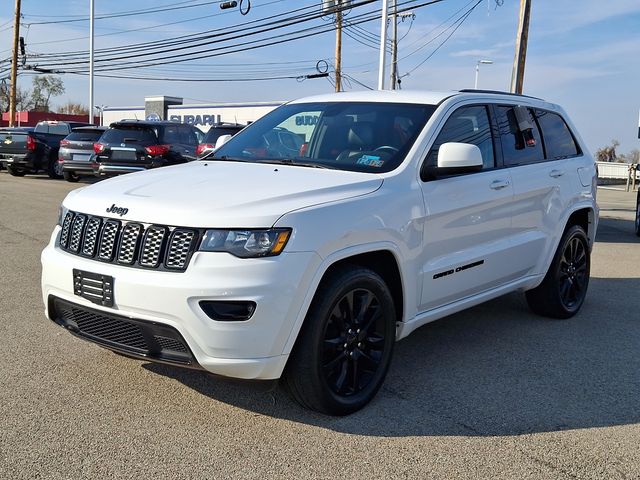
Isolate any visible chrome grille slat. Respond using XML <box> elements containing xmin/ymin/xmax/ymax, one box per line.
<box><xmin>166</xmin><ymin>229</ymin><xmax>196</xmax><ymax>270</ymax></box>
<box><xmin>60</xmin><ymin>212</ymin><xmax>75</xmax><ymax>248</ymax></box>
<box><xmin>81</xmin><ymin>217</ymin><xmax>102</xmax><ymax>257</ymax></box>
<box><xmin>117</xmin><ymin>223</ymin><xmax>143</xmax><ymax>265</ymax></box>
<box><xmin>58</xmin><ymin>211</ymin><xmax>196</xmax><ymax>272</ymax></box>
<box><xmin>140</xmin><ymin>226</ymin><xmax>166</xmax><ymax>267</ymax></box>
<box><xmin>69</xmin><ymin>215</ymin><xmax>87</xmax><ymax>253</ymax></box>
<box><xmin>98</xmin><ymin>220</ymin><xmax>120</xmax><ymax>261</ymax></box>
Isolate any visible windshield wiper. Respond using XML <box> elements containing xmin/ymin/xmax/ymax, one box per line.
<box><xmin>201</xmin><ymin>154</ymin><xmax>247</xmax><ymax>162</ymax></box>
<box><xmin>253</xmin><ymin>158</ymin><xmax>333</xmax><ymax>169</ymax></box>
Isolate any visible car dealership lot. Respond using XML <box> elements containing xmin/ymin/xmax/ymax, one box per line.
<box><xmin>0</xmin><ymin>175</ymin><xmax>638</xmax><ymax>479</ymax></box>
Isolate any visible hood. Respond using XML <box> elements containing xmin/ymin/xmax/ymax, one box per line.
<box><xmin>63</xmin><ymin>161</ymin><xmax>383</xmax><ymax>227</ymax></box>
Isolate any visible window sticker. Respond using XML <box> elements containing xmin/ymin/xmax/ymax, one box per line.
<box><xmin>356</xmin><ymin>155</ymin><xmax>384</xmax><ymax>167</ymax></box>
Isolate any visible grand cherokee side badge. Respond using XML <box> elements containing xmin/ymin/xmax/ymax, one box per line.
<box><xmin>106</xmin><ymin>204</ymin><xmax>129</xmax><ymax>216</ymax></box>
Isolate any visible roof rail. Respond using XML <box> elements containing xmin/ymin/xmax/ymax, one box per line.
<box><xmin>458</xmin><ymin>89</ymin><xmax>543</xmax><ymax>100</ymax></box>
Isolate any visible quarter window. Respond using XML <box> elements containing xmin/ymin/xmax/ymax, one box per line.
<box><xmin>534</xmin><ymin>109</ymin><xmax>580</xmax><ymax>160</ymax></box>
<box><xmin>496</xmin><ymin>106</ymin><xmax>544</xmax><ymax>166</ymax></box>
<box><xmin>425</xmin><ymin>105</ymin><xmax>495</xmax><ymax>171</ymax></box>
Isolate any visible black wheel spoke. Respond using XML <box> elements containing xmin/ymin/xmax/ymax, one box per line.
<box><xmin>334</xmin><ymin>358</ymin><xmax>349</xmax><ymax>393</ymax></box>
<box><xmin>320</xmin><ymin>284</ymin><xmax>391</xmax><ymax>398</ymax></box>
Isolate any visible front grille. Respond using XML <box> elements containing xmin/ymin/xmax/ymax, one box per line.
<box><xmin>58</xmin><ymin>211</ymin><xmax>199</xmax><ymax>272</ymax></box>
<box><xmin>49</xmin><ymin>296</ymin><xmax>199</xmax><ymax>367</ymax></box>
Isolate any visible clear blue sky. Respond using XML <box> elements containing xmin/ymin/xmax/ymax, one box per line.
<box><xmin>1</xmin><ymin>0</ymin><xmax>639</xmax><ymax>155</ymax></box>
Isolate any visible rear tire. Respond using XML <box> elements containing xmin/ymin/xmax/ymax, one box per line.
<box><xmin>526</xmin><ymin>225</ymin><xmax>590</xmax><ymax>319</ymax></box>
<box><xmin>48</xmin><ymin>153</ymin><xmax>63</xmax><ymax>179</ymax></box>
<box><xmin>284</xmin><ymin>266</ymin><xmax>396</xmax><ymax>415</ymax></box>
<box><xmin>63</xmin><ymin>171</ymin><xmax>80</xmax><ymax>183</ymax></box>
<box><xmin>7</xmin><ymin>165</ymin><xmax>25</xmax><ymax>177</ymax></box>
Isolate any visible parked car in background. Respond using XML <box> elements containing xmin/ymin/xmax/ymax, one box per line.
<box><xmin>93</xmin><ymin>120</ymin><xmax>202</xmax><ymax>176</ymax></box>
<box><xmin>196</xmin><ymin>123</ymin><xmax>246</xmax><ymax>158</ymax></box>
<box><xmin>0</xmin><ymin>121</ymin><xmax>93</xmax><ymax>178</ymax></box>
<box><xmin>59</xmin><ymin>126</ymin><xmax>107</xmax><ymax>182</ymax></box>
<box><xmin>0</xmin><ymin>127</ymin><xmax>34</xmax><ymax>172</ymax></box>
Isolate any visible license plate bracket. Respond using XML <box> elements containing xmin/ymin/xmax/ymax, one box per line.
<box><xmin>73</xmin><ymin>269</ymin><xmax>114</xmax><ymax>307</ymax></box>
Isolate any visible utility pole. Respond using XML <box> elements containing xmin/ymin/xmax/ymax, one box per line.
<box><xmin>377</xmin><ymin>0</ymin><xmax>389</xmax><ymax>90</ymax></box>
<box><xmin>9</xmin><ymin>0</ymin><xmax>21</xmax><ymax>127</ymax></box>
<box><xmin>334</xmin><ymin>0</ymin><xmax>342</xmax><ymax>92</ymax></box>
<box><xmin>389</xmin><ymin>0</ymin><xmax>398</xmax><ymax>89</ymax></box>
<box><xmin>89</xmin><ymin>0</ymin><xmax>95</xmax><ymax>123</ymax></box>
<box><xmin>510</xmin><ymin>0</ymin><xmax>531</xmax><ymax>94</ymax></box>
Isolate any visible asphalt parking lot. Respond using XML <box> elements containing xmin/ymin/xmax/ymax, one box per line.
<box><xmin>0</xmin><ymin>174</ymin><xmax>639</xmax><ymax>479</ymax></box>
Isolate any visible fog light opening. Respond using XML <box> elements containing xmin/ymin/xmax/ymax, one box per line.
<box><xmin>199</xmin><ymin>301</ymin><xmax>256</xmax><ymax>321</ymax></box>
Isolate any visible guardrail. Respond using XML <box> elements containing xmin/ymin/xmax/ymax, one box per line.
<box><xmin>596</xmin><ymin>162</ymin><xmax>638</xmax><ymax>191</ymax></box>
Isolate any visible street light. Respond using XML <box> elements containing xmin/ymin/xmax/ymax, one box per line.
<box><xmin>474</xmin><ymin>59</ymin><xmax>493</xmax><ymax>89</ymax></box>
<box><xmin>94</xmin><ymin>105</ymin><xmax>108</xmax><ymax>126</ymax></box>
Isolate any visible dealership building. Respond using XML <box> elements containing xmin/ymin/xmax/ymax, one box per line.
<box><xmin>102</xmin><ymin>95</ymin><xmax>284</xmax><ymax>130</ymax></box>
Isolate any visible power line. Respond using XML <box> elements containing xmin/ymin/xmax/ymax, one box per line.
<box><xmin>23</xmin><ymin>1</ymin><xmax>221</xmax><ymax>25</ymax></box>
<box><xmin>25</xmin><ymin>0</ymin><xmax>287</xmax><ymax>46</ymax></box>
<box><xmin>30</xmin><ymin>0</ymin><xmax>428</xmax><ymax>70</ymax></box>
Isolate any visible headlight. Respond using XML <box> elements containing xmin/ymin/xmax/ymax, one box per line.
<box><xmin>199</xmin><ymin>228</ymin><xmax>291</xmax><ymax>258</ymax></box>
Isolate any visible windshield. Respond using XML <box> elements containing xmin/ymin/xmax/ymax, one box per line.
<box><xmin>209</xmin><ymin>102</ymin><xmax>436</xmax><ymax>173</ymax></box>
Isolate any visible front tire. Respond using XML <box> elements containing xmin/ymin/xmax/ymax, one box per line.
<box><xmin>284</xmin><ymin>266</ymin><xmax>396</xmax><ymax>415</ymax></box>
<box><xmin>526</xmin><ymin>225</ymin><xmax>590</xmax><ymax>319</ymax></box>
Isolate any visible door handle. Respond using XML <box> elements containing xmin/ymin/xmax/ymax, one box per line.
<box><xmin>549</xmin><ymin>169</ymin><xmax>565</xmax><ymax>178</ymax></box>
<box><xmin>490</xmin><ymin>179</ymin><xmax>511</xmax><ymax>190</ymax></box>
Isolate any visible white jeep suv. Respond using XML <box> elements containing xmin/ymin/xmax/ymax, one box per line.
<box><xmin>41</xmin><ymin>90</ymin><xmax>598</xmax><ymax>415</ymax></box>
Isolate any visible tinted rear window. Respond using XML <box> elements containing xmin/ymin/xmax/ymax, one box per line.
<box><xmin>65</xmin><ymin>131</ymin><xmax>104</xmax><ymax>142</ymax></box>
<box><xmin>101</xmin><ymin>127</ymin><xmax>158</xmax><ymax>144</ymax></box>
<box><xmin>534</xmin><ymin>110</ymin><xmax>580</xmax><ymax>159</ymax></box>
<box><xmin>496</xmin><ymin>106</ymin><xmax>544</xmax><ymax>166</ymax></box>
<box><xmin>204</xmin><ymin>127</ymin><xmax>242</xmax><ymax>144</ymax></box>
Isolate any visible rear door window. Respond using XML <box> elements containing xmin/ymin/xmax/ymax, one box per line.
<box><xmin>533</xmin><ymin>109</ymin><xmax>580</xmax><ymax>160</ymax></box>
<box><xmin>496</xmin><ymin>105</ymin><xmax>544</xmax><ymax>166</ymax></box>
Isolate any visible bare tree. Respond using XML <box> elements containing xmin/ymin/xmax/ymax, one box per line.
<box><xmin>595</xmin><ymin>139</ymin><xmax>620</xmax><ymax>162</ymax></box>
<box><xmin>57</xmin><ymin>101</ymin><xmax>89</xmax><ymax>115</ymax></box>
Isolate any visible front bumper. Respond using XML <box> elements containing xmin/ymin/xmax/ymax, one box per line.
<box><xmin>41</xmin><ymin>232</ymin><xmax>321</xmax><ymax>380</ymax></box>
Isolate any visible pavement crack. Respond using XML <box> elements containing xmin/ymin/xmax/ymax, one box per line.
<box><xmin>0</xmin><ymin>221</ymin><xmax>46</xmax><ymax>244</ymax></box>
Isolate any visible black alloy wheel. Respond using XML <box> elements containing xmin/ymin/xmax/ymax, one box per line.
<box><xmin>526</xmin><ymin>225</ymin><xmax>590</xmax><ymax>319</ymax></box>
<box><xmin>556</xmin><ymin>234</ymin><xmax>589</xmax><ymax>311</ymax></box>
<box><xmin>284</xmin><ymin>266</ymin><xmax>396</xmax><ymax>415</ymax></box>
<box><xmin>321</xmin><ymin>288</ymin><xmax>387</xmax><ymax>397</ymax></box>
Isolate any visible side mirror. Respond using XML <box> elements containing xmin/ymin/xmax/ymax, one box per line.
<box><xmin>215</xmin><ymin>134</ymin><xmax>232</xmax><ymax>149</ymax></box>
<box><xmin>437</xmin><ymin>142</ymin><xmax>483</xmax><ymax>171</ymax></box>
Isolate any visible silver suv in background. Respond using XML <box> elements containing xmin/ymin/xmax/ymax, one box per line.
<box><xmin>59</xmin><ymin>126</ymin><xmax>107</xmax><ymax>182</ymax></box>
